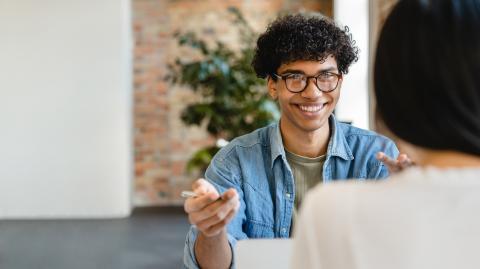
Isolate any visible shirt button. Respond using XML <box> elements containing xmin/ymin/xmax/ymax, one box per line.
<box><xmin>281</xmin><ymin>228</ymin><xmax>287</xmax><ymax>234</ymax></box>
<box><xmin>286</xmin><ymin>193</ymin><xmax>291</xmax><ymax>199</ymax></box>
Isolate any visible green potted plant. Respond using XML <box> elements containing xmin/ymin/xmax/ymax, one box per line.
<box><xmin>166</xmin><ymin>7</ymin><xmax>279</xmax><ymax>173</ymax></box>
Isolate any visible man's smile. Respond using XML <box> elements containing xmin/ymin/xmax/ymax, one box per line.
<box><xmin>295</xmin><ymin>102</ymin><xmax>328</xmax><ymax>116</ymax></box>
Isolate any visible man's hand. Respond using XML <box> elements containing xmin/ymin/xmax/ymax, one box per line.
<box><xmin>184</xmin><ymin>178</ymin><xmax>240</xmax><ymax>237</ymax></box>
<box><xmin>376</xmin><ymin>152</ymin><xmax>413</xmax><ymax>173</ymax></box>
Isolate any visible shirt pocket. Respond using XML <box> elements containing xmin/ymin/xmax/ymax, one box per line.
<box><xmin>354</xmin><ymin>171</ymin><xmax>368</xmax><ymax>179</ymax></box>
<box><xmin>245</xmin><ymin>219</ymin><xmax>275</xmax><ymax>238</ymax></box>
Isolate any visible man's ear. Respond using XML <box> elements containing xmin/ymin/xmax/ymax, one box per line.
<box><xmin>267</xmin><ymin>76</ymin><xmax>278</xmax><ymax>100</ymax></box>
<box><xmin>336</xmin><ymin>74</ymin><xmax>344</xmax><ymax>90</ymax></box>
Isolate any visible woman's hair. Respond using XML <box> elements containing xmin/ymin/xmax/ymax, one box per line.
<box><xmin>252</xmin><ymin>13</ymin><xmax>359</xmax><ymax>78</ymax></box>
<box><xmin>374</xmin><ymin>0</ymin><xmax>480</xmax><ymax>155</ymax></box>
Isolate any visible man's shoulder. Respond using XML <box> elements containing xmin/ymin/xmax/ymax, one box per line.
<box><xmin>337</xmin><ymin>121</ymin><xmax>394</xmax><ymax>145</ymax></box>
<box><xmin>231</xmin><ymin>123</ymin><xmax>276</xmax><ymax>147</ymax></box>
<box><xmin>337</xmin><ymin>121</ymin><xmax>379</xmax><ymax>137</ymax></box>
<box><xmin>214</xmin><ymin>123</ymin><xmax>277</xmax><ymax>161</ymax></box>
<box><xmin>335</xmin><ymin>121</ymin><xmax>398</xmax><ymax>162</ymax></box>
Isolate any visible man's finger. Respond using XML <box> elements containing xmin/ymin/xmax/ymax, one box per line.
<box><xmin>376</xmin><ymin>152</ymin><xmax>397</xmax><ymax>167</ymax></box>
<box><xmin>191</xmin><ymin>178</ymin><xmax>213</xmax><ymax>195</ymax></box>
<box><xmin>192</xmin><ymin>178</ymin><xmax>206</xmax><ymax>189</ymax></box>
<box><xmin>184</xmin><ymin>192</ymin><xmax>220</xmax><ymax>213</ymax></box>
<box><xmin>397</xmin><ymin>153</ymin><xmax>408</xmax><ymax>162</ymax></box>
<box><xmin>187</xmin><ymin>201</ymin><xmax>220</xmax><ymax>225</ymax></box>
<box><xmin>202</xmin><ymin>208</ymin><xmax>238</xmax><ymax>237</ymax></box>
<box><xmin>192</xmin><ymin>197</ymin><xmax>238</xmax><ymax>228</ymax></box>
<box><xmin>195</xmin><ymin>203</ymin><xmax>232</xmax><ymax>230</ymax></box>
<box><xmin>398</xmin><ymin>154</ymin><xmax>413</xmax><ymax>169</ymax></box>
<box><xmin>221</xmin><ymin>188</ymin><xmax>238</xmax><ymax>200</ymax></box>
<box><xmin>398</xmin><ymin>154</ymin><xmax>412</xmax><ymax>165</ymax></box>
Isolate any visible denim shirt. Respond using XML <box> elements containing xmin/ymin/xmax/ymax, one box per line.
<box><xmin>183</xmin><ymin>116</ymin><xmax>399</xmax><ymax>269</ymax></box>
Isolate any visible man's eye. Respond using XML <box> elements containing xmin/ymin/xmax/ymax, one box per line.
<box><xmin>288</xmin><ymin>74</ymin><xmax>304</xmax><ymax>80</ymax></box>
<box><xmin>319</xmin><ymin>73</ymin><xmax>333</xmax><ymax>79</ymax></box>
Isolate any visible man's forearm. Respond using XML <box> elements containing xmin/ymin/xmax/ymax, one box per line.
<box><xmin>194</xmin><ymin>230</ymin><xmax>232</xmax><ymax>269</ymax></box>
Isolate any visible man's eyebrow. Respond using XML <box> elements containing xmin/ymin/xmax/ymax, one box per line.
<box><xmin>279</xmin><ymin>67</ymin><xmax>339</xmax><ymax>75</ymax></box>
<box><xmin>319</xmin><ymin>67</ymin><xmax>339</xmax><ymax>73</ymax></box>
<box><xmin>279</xmin><ymin>69</ymin><xmax>305</xmax><ymax>75</ymax></box>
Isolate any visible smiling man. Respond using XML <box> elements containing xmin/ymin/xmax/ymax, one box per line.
<box><xmin>183</xmin><ymin>14</ymin><xmax>399</xmax><ymax>269</ymax></box>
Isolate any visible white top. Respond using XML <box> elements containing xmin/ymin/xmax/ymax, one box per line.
<box><xmin>290</xmin><ymin>167</ymin><xmax>480</xmax><ymax>269</ymax></box>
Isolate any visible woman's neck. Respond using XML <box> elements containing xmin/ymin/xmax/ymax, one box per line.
<box><xmin>416</xmin><ymin>150</ymin><xmax>480</xmax><ymax>168</ymax></box>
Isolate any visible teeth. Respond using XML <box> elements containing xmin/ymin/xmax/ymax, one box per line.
<box><xmin>299</xmin><ymin>104</ymin><xmax>323</xmax><ymax>112</ymax></box>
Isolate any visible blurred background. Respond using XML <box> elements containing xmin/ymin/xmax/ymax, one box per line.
<box><xmin>0</xmin><ymin>0</ymin><xmax>396</xmax><ymax>268</ymax></box>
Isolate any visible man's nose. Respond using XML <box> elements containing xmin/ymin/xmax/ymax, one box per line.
<box><xmin>301</xmin><ymin>78</ymin><xmax>322</xmax><ymax>99</ymax></box>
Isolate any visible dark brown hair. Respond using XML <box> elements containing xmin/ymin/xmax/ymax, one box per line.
<box><xmin>375</xmin><ymin>0</ymin><xmax>480</xmax><ymax>155</ymax></box>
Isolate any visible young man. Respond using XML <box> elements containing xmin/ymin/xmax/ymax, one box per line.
<box><xmin>183</xmin><ymin>14</ymin><xmax>398</xmax><ymax>269</ymax></box>
<box><xmin>291</xmin><ymin>1</ymin><xmax>480</xmax><ymax>268</ymax></box>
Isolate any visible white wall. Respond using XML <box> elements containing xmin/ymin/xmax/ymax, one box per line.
<box><xmin>334</xmin><ymin>0</ymin><xmax>370</xmax><ymax>129</ymax></box>
<box><xmin>0</xmin><ymin>0</ymin><xmax>132</xmax><ymax>218</ymax></box>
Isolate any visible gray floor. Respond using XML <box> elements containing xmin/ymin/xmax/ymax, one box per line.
<box><xmin>0</xmin><ymin>207</ymin><xmax>190</xmax><ymax>269</ymax></box>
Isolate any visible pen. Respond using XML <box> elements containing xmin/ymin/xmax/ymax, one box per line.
<box><xmin>181</xmin><ymin>190</ymin><xmax>223</xmax><ymax>200</ymax></box>
<box><xmin>181</xmin><ymin>190</ymin><xmax>198</xmax><ymax>199</ymax></box>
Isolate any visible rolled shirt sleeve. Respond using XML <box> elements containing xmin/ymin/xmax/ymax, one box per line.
<box><xmin>183</xmin><ymin>226</ymin><xmax>240</xmax><ymax>269</ymax></box>
<box><xmin>182</xmin><ymin>145</ymin><xmax>248</xmax><ymax>269</ymax></box>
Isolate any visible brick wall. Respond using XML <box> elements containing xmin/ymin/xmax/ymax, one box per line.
<box><xmin>132</xmin><ymin>0</ymin><xmax>332</xmax><ymax>206</ymax></box>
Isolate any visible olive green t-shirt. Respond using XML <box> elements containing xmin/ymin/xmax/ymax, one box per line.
<box><xmin>285</xmin><ymin>149</ymin><xmax>326</xmax><ymax>226</ymax></box>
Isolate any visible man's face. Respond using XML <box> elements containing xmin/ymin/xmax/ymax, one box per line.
<box><xmin>268</xmin><ymin>56</ymin><xmax>342</xmax><ymax>134</ymax></box>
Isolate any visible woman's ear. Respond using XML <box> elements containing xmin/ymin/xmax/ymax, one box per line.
<box><xmin>267</xmin><ymin>76</ymin><xmax>278</xmax><ymax>100</ymax></box>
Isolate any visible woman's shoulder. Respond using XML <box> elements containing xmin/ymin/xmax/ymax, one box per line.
<box><xmin>303</xmin><ymin>167</ymin><xmax>480</xmax><ymax>214</ymax></box>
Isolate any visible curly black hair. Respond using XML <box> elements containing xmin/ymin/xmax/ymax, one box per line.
<box><xmin>252</xmin><ymin>13</ymin><xmax>359</xmax><ymax>78</ymax></box>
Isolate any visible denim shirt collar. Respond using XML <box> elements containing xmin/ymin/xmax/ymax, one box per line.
<box><xmin>326</xmin><ymin>115</ymin><xmax>355</xmax><ymax>161</ymax></box>
<box><xmin>270</xmin><ymin>122</ymin><xmax>286</xmax><ymax>168</ymax></box>
<box><xmin>269</xmin><ymin>115</ymin><xmax>354</xmax><ymax>168</ymax></box>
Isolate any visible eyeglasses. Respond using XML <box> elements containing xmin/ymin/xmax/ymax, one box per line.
<box><xmin>272</xmin><ymin>72</ymin><xmax>342</xmax><ymax>93</ymax></box>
